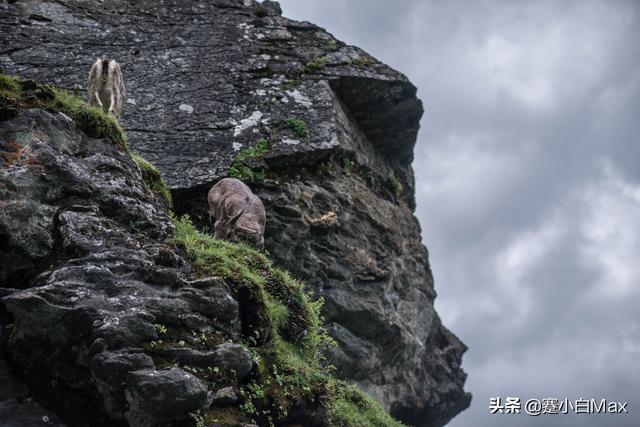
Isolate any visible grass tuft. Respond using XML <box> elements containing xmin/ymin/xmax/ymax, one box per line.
<box><xmin>303</xmin><ymin>56</ymin><xmax>328</xmax><ymax>73</ymax></box>
<box><xmin>132</xmin><ymin>154</ymin><xmax>173</xmax><ymax>208</ymax></box>
<box><xmin>328</xmin><ymin>381</ymin><xmax>404</xmax><ymax>427</ymax></box>
<box><xmin>228</xmin><ymin>138</ymin><xmax>271</xmax><ymax>183</ymax></box>
<box><xmin>0</xmin><ymin>75</ymin><xmax>21</xmax><ymax>98</ymax></box>
<box><xmin>326</xmin><ymin>40</ymin><xmax>339</xmax><ymax>52</ymax></box>
<box><xmin>284</xmin><ymin>117</ymin><xmax>309</xmax><ymax>139</ymax></box>
<box><xmin>388</xmin><ymin>172</ymin><xmax>403</xmax><ymax>198</ymax></box>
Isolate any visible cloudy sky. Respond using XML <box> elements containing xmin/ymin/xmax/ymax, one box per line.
<box><xmin>278</xmin><ymin>1</ymin><xmax>640</xmax><ymax>426</ymax></box>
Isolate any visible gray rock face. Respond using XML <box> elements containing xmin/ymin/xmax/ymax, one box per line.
<box><xmin>1</xmin><ymin>0</ymin><xmax>470</xmax><ymax>425</ymax></box>
<box><xmin>125</xmin><ymin>367</ymin><xmax>210</xmax><ymax>426</ymax></box>
<box><xmin>159</xmin><ymin>342</ymin><xmax>254</xmax><ymax>381</ymax></box>
<box><xmin>211</xmin><ymin>386</ymin><xmax>239</xmax><ymax>407</ymax></box>
<box><xmin>0</xmin><ymin>355</ymin><xmax>66</xmax><ymax>427</ymax></box>
<box><xmin>0</xmin><ymin>109</ymin><xmax>238</xmax><ymax>426</ymax></box>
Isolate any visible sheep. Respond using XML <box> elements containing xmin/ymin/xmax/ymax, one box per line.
<box><xmin>87</xmin><ymin>58</ymin><xmax>125</xmax><ymax>118</ymax></box>
<box><xmin>207</xmin><ymin>178</ymin><xmax>266</xmax><ymax>247</ymax></box>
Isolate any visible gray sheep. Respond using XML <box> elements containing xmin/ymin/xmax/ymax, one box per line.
<box><xmin>207</xmin><ymin>178</ymin><xmax>266</xmax><ymax>247</ymax></box>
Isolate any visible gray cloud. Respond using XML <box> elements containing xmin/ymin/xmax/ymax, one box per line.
<box><xmin>279</xmin><ymin>0</ymin><xmax>640</xmax><ymax>425</ymax></box>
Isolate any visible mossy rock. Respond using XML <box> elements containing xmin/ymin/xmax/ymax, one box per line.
<box><xmin>0</xmin><ymin>73</ymin><xmax>128</xmax><ymax>152</ymax></box>
<box><xmin>284</xmin><ymin>117</ymin><xmax>309</xmax><ymax>139</ymax></box>
<box><xmin>173</xmin><ymin>216</ymin><xmax>404</xmax><ymax>426</ymax></box>
<box><xmin>228</xmin><ymin>138</ymin><xmax>270</xmax><ymax>183</ymax></box>
<box><xmin>388</xmin><ymin>172</ymin><xmax>403</xmax><ymax>198</ymax></box>
<box><xmin>132</xmin><ymin>153</ymin><xmax>173</xmax><ymax>208</ymax></box>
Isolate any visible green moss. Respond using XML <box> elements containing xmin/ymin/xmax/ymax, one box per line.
<box><xmin>51</xmin><ymin>88</ymin><xmax>129</xmax><ymax>152</ymax></box>
<box><xmin>228</xmin><ymin>139</ymin><xmax>270</xmax><ymax>183</ymax></box>
<box><xmin>132</xmin><ymin>154</ymin><xmax>173</xmax><ymax>208</ymax></box>
<box><xmin>0</xmin><ymin>74</ymin><xmax>128</xmax><ymax>152</ymax></box>
<box><xmin>388</xmin><ymin>172</ymin><xmax>403</xmax><ymax>198</ymax></box>
<box><xmin>351</xmin><ymin>56</ymin><xmax>376</xmax><ymax>67</ymax></box>
<box><xmin>173</xmin><ymin>216</ymin><xmax>403</xmax><ymax>426</ymax></box>
<box><xmin>328</xmin><ymin>381</ymin><xmax>405</xmax><ymax>427</ymax></box>
<box><xmin>326</xmin><ymin>40</ymin><xmax>339</xmax><ymax>51</ymax></box>
<box><xmin>235</xmin><ymin>138</ymin><xmax>270</xmax><ymax>162</ymax></box>
<box><xmin>362</xmin><ymin>169</ymin><xmax>376</xmax><ymax>189</ymax></box>
<box><xmin>0</xmin><ymin>74</ymin><xmax>21</xmax><ymax>98</ymax></box>
<box><xmin>228</xmin><ymin>163</ymin><xmax>256</xmax><ymax>182</ymax></box>
<box><xmin>284</xmin><ymin>117</ymin><xmax>309</xmax><ymax>139</ymax></box>
<box><xmin>303</xmin><ymin>56</ymin><xmax>328</xmax><ymax>73</ymax></box>
<box><xmin>173</xmin><ymin>216</ymin><xmax>313</xmax><ymax>344</ymax></box>
<box><xmin>342</xmin><ymin>157</ymin><xmax>356</xmax><ymax>174</ymax></box>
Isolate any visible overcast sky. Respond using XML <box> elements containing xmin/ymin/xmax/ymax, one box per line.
<box><xmin>278</xmin><ymin>1</ymin><xmax>640</xmax><ymax>426</ymax></box>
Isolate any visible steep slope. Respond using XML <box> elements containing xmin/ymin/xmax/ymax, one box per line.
<box><xmin>0</xmin><ymin>1</ymin><xmax>471</xmax><ymax>425</ymax></box>
<box><xmin>0</xmin><ymin>75</ymin><xmax>403</xmax><ymax>427</ymax></box>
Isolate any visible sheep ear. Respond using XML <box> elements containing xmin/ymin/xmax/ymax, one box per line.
<box><xmin>229</xmin><ymin>209</ymin><xmax>244</xmax><ymax>225</ymax></box>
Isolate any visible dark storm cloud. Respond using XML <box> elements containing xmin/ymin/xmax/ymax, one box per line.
<box><xmin>278</xmin><ymin>1</ymin><xmax>640</xmax><ymax>426</ymax></box>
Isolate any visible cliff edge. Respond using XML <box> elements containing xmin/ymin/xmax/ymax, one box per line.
<box><xmin>0</xmin><ymin>1</ymin><xmax>470</xmax><ymax>425</ymax></box>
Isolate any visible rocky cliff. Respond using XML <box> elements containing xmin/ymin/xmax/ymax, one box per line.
<box><xmin>0</xmin><ymin>1</ymin><xmax>470</xmax><ymax>426</ymax></box>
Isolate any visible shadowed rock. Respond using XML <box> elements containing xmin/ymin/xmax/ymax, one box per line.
<box><xmin>125</xmin><ymin>368</ymin><xmax>210</xmax><ymax>426</ymax></box>
<box><xmin>1</xmin><ymin>1</ymin><xmax>470</xmax><ymax>425</ymax></box>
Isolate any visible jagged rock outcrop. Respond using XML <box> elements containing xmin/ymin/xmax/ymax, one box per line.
<box><xmin>0</xmin><ymin>106</ymin><xmax>239</xmax><ymax>426</ymax></box>
<box><xmin>0</xmin><ymin>78</ymin><xmax>406</xmax><ymax>426</ymax></box>
<box><xmin>0</xmin><ymin>1</ymin><xmax>470</xmax><ymax>425</ymax></box>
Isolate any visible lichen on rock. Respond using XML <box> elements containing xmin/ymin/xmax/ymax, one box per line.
<box><xmin>1</xmin><ymin>0</ymin><xmax>470</xmax><ymax>425</ymax></box>
<box><xmin>0</xmin><ymin>78</ymin><xmax>404</xmax><ymax>426</ymax></box>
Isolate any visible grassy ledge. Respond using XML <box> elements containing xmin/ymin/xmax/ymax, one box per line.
<box><xmin>132</xmin><ymin>153</ymin><xmax>173</xmax><ymax>208</ymax></box>
<box><xmin>1</xmin><ymin>73</ymin><xmax>402</xmax><ymax>426</ymax></box>
<box><xmin>173</xmin><ymin>216</ymin><xmax>404</xmax><ymax>427</ymax></box>
<box><xmin>0</xmin><ymin>73</ymin><xmax>128</xmax><ymax>152</ymax></box>
<box><xmin>1</xmin><ymin>74</ymin><xmax>173</xmax><ymax>211</ymax></box>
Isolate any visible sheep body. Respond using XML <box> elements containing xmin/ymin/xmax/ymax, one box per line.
<box><xmin>208</xmin><ymin>178</ymin><xmax>266</xmax><ymax>247</ymax></box>
<box><xmin>87</xmin><ymin>58</ymin><xmax>125</xmax><ymax>118</ymax></box>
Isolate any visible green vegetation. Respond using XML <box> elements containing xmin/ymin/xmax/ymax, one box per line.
<box><xmin>1</xmin><ymin>74</ymin><xmax>173</xmax><ymax>208</ymax></box>
<box><xmin>339</xmin><ymin>155</ymin><xmax>406</xmax><ymax>202</ymax></box>
<box><xmin>303</xmin><ymin>56</ymin><xmax>328</xmax><ymax>73</ymax></box>
<box><xmin>173</xmin><ymin>216</ymin><xmax>404</xmax><ymax>426</ymax></box>
<box><xmin>388</xmin><ymin>172</ymin><xmax>403</xmax><ymax>198</ymax></box>
<box><xmin>132</xmin><ymin>154</ymin><xmax>173</xmax><ymax>208</ymax></box>
<box><xmin>234</xmin><ymin>138</ymin><xmax>271</xmax><ymax>162</ymax></box>
<box><xmin>229</xmin><ymin>162</ymin><xmax>265</xmax><ymax>183</ymax></box>
<box><xmin>1</xmin><ymin>73</ymin><xmax>402</xmax><ymax>427</ymax></box>
<box><xmin>362</xmin><ymin>169</ymin><xmax>377</xmax><ymax>189</ymax></box>
<box><xmin>0</xmin><ymin>74</ymin><xmax>21</xmax><ymax>97</ymax></box>
<box><xmin>342</xmin><ymin>157</ymin><xmax>356</xmax><ymax>174</ymax></box>
<box><xmin>284</xmin><ymin>117</ymin><xmax>309</xmax><ymax>139</ymax></box>
<box><xmin>351</xmin><ymin>56</ymin><xmax>376</xmax><ymax>67</ymax></box>
<box><xmin>153</xmin><ymin>323</ymin><xmax>168</xmax><ymax>335</ymax></box>
<box><xmin>0</xmin><ymin>73</ymin><xmax>128</xmax><ymax>151</ymax></box>
<box><xmin>328</xmin><ymin>382</ymin><xmax>404</xmax><ymax>426</ymax></box>
<box><xmin>189</xmin><ymin>410</ymin><xmax>205</xmax><ymax>427</ymax></box>
<box><xmin>228</xmin><ymin>138</ymin><xmax>271</xmax><ymax>183</ymax></box>
<box><xmin>326</xmin><ymin>40</ymin><xmax>339</xmax><ymax>51</ymax></box>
